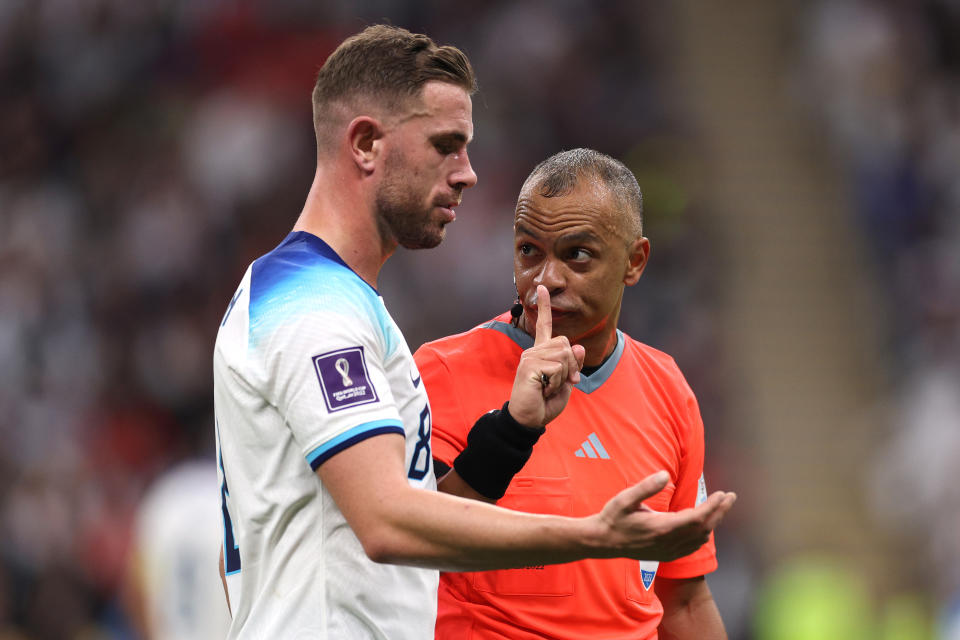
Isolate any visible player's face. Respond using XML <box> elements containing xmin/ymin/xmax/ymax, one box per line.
<box><xmin>514</xmin><ymin>180</ymin><xmax>649</xmax><ymax>366</ymax></box>
<box><xmin>375</xmin><ymin>81</ymin><xmax>477</xmax><ymax>249</ymax></box>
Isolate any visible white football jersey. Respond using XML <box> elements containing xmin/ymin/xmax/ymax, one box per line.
<box><xmin>214</xmin><ymin>231</ymin><xmax>438</xmax><ymax>640</ymax></box>
<box><xmin>132</xmin><ymin>461</ymin><xmax>232</xmax><ymax>640</ymax></box>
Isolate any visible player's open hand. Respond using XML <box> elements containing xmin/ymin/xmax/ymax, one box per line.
<box><xmin>589</xmin><ymin>471</ymin><xmax>737</xmax><ymax>562</ymax></box>
<box><xmin>507</xmin><ymin>285</ymin><xmax>585</xmax><ymax>427</ymax></box>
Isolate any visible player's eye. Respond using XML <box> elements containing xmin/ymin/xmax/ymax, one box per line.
<box><xmin>568</xmin><ymin>248</ymin><xmax>592</xmax><ymax>262</ymax></box>
<box><xmin>518</xmin><ymin>243</ymin><xmax>536</xmax><ymax>256</ymax></box>
<box><xmin>434</xmin><ymin>140</ymin><xmax>458</xmax><ymax>155</ymax></box>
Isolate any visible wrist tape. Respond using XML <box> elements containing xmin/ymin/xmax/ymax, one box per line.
<box><xmin>453</xmin><ymin>402</ymin><xmax>545</xmax><ymax>500</ymax></box>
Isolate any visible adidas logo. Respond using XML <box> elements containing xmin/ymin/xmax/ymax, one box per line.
<box><xmin>574</xmin><ymin>432</ymin><xmax>610</xmax><ymax>459</ymax></box>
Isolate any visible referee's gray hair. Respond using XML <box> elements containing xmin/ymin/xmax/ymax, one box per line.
<box><xmin>521</xmin><ymin>148</ymin><xmax>643</xmax><ymax>238</ymax></box>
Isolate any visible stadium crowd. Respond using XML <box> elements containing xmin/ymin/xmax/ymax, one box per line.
<box><xmin>799</xmin><ymin>0</ymin><xmax>960</xmax><ymax>631</ymax></box>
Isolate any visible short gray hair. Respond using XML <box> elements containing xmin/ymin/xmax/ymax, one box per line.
<box><xmin>521</xmin><ymin>148</ymin><xmax>643</xmax><ymax>238</ymax></box>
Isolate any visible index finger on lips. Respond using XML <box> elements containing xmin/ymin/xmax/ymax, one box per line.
<box><xmin>534</xmin><ymin>285</ymin><xmax>552</xmax><ymax>346</ymax></box>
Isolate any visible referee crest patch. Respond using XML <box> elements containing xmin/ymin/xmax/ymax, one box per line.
<box><xmin>639</xmin><ymin>560</ymin><xmax>659</xmax><ymax>590</ymax></box>
<box><xmin>313</xmin><ymin>346</ymin><xmax>379</xmax><ymax>412</ymax></box>
<box><xmin>696</xmin><ymin>473</ymin><xmax>708</xmax><ymax>506</ymax></box>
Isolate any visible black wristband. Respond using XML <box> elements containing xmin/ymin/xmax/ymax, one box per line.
<box><xmin>433</xmin><ymin>458</ymin><xmax>451</xmax><ymax>479</ymax></box>
<box><xmin>453</xmin><ymin>402</ymin><xmax>545</xmax><ymax>500</ymax></box>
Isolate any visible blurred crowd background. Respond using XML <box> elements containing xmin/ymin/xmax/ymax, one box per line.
<box><xmin>0</xmin><ymin>0</ymin><xmax>958</xmax><ymax>638</ymax></box>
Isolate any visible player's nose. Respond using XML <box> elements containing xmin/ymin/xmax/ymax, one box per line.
<box><xmin>450</xmin><ymin>149</ymin><xmax>477</xmax><ymax>190</ymax></box>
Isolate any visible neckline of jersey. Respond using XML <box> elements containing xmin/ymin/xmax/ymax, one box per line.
<box><xmin>282</xmin><ymin>230</ymin><xmax>380</xmax><ymax>296</ymax></box>
<box><xmin>480</xmin><ymin>318</ymin><xmax>625</xmax><ymax>394</ymax></box>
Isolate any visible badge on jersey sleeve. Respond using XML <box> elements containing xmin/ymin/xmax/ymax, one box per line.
<box><xmin>313</xmin><ymin>346</ymin><xmax>379</xmax><ymax>412</ymax></box>
<box><xmin>696</xmin><ymin>473</ymin><xmax>708</xmax><ymax>506</ymax></box>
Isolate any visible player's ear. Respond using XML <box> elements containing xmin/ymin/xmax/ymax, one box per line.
<box><xmin>623</xmin><ymin>237</ymin><xmax>650</xmax><ymax>286</ymax></box>
<box><xmin>347</xmin><ymin>116</ymin><xmax>384</xmax><ymax>173</ymax></box>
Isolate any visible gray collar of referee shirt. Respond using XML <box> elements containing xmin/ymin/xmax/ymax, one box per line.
<box><xmin>480</xmin><ymin>320</ymin><xmax>625</xmax><ymax>394</ymax></box>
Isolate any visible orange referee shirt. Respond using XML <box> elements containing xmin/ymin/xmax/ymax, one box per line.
<box><xmin>414</xmin><ymin>313</ymin><xmax>717</xmax><ymax>640</ymax></box>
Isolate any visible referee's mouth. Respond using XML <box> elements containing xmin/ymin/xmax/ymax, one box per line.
<box><xmin>523</xmin><ymin>305</ymin><xmax>574</xmax><ymax>324</ymax></box>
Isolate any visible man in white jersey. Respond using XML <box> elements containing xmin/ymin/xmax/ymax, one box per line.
<box><xmin>214</xmin><ymin>24</ymin><xmax>736</xmax><ymax>639</ymax></box>
<box><xmin>124</xmin><ymin>460</ymin><xmax>231</xmax><ymax>640</ymax></box>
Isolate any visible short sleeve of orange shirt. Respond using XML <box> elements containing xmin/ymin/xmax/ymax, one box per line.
<box><xmin>414</xmin><ymin>313</ymin><xmax>718</xmax><ymax>640</ymax></box>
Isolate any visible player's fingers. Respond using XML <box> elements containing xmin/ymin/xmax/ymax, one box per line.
<box><xmin>671</xmin><ymin>533</ymin><xmax>712</xmax><ymax>560</ymax></box>
<box><xmin>657</xmin><ymin>517</ymin><xmax>711</xmax><ymax>558</ymax></box>
<box><xmin>617</xmin><ymin>471</ymin><xmax>670</xmax><ymax>512</ymax></box>
<box><xmin>693</xmin><ymin>491</ymin><xmax>731</xmax><ymax>523</ymax></box>
<box><xmin>533</xmin><ymin>285</ymin><xmax>551</xmax><ymax>346</ymax></box>
<box><xmin>669</xmin><ymin>491</ymin><xmax>734</xmax><ymax>536</ymax></box>
<box><xmin>701</xmin><ymin>492</ymin><xmax>736</xmax><ymax>531</ymax></box>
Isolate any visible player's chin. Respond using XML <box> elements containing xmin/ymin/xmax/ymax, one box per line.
<box><xmin>400</xmin><ymin>226</ymin><xmax>445</xmax><ymax>250</ymax></box>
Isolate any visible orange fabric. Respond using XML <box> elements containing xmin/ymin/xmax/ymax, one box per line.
<box><xmin>414</xmin><ymin>312</ymin><xmax>717</xmax><ymax>640</ymax></box>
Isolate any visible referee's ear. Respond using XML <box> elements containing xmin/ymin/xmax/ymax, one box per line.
<box><xmin>624</xmin><ymin>236</ymin><xmax>650</xmax><ymax>286</ymax></box>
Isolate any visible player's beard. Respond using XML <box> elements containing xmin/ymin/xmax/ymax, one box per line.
<box><xmin>375</xmin><ymin>150</ymin><xmax>447</xmax><ymax>250</ymax></box>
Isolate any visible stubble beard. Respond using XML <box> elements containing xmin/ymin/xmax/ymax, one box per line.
<box><xmin>374</xmin><ymin>152</ymin><xmax>447</xmax><ymax>250</ymax></box>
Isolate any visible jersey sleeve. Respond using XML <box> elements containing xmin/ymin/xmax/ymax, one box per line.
<box><xmin>657</xmin><ymin>379</ymin><xmax>718</xmax><ymax>579</ymax></box>
<box><xmin>263</xmin><ymin>304</ymin><xmax>405</xmax><ymax>471</ymax></box>
<box><xmin>413</xmin><ymin>345</ymin><xmax>469</xmax><ymax>467</ymax></box>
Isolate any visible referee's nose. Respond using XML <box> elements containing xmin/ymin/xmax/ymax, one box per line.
<box><xmin>533</xmin><ymin>257</ymin><xmax>565</xmax><ymax>293</ymax></box>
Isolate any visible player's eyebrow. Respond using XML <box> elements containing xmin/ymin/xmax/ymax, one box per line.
<box><xmin>429</xmin><ymin>131</ymin><xmax>470</xmax><ymax>146</ymax></box>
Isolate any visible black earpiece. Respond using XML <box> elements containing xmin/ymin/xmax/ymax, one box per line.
<box><xmin>510</xmin><ymin>299</ymin><xmax>522</xmax><ymax>327</ymax></box>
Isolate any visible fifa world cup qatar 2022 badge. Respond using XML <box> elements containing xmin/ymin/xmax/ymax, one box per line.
<box><xmin>313</xmin><ymin>346</ymin><xmax>379</xmax><ymax>412</ymax></box>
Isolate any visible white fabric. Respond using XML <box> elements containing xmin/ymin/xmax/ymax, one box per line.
<box><xmin>133</xmin><ymin>461</ymin><xmax>232</xmax><ymax>640</ymax></box>
<box><xmin>214</xmin><ymin>232</ymin><xmax>438</xmax><ymax>640</ymax></box>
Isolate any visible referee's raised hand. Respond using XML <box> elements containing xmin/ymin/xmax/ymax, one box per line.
<box><xmin>507</xmin><ymin>285</ymin><xmax>586</xmax><ymax>427</ymax></box>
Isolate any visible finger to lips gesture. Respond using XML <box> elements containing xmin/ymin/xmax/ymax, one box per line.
<box><xmin>533</xmin><ymin>285</ymin><xmax>582</xmax><ymax>392</ymax></box>
<box><xmin>508</xmin><ymin>285</ymin><xmax>586</xmax><ymax>427</ymax></box>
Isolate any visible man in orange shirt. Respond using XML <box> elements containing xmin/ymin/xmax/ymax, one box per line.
<box><xmin>415</xmin><ymin>148</ymin><xmax>729</xmax><ymax>639</ymax></box>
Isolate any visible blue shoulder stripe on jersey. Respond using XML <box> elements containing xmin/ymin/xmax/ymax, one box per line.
<box><xmin>248</xmin><ymin>232</ymin><xmax>399</xmax><ymax>355</ymax></box>
<box><xmin>481</xmin><ymin>319</ymin><xmax>624</xmax><ymax>394</ymax></box>
<box><xmin>287</xmin><ymin>231</ymin><xmax>378</xmax><ymax>294</ymax></box>
<box><xmin>305</xmin><ymin>419</ymin><xmax>405</xmax><ymax>470</ymax></box>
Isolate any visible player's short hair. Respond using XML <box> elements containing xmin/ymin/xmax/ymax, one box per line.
<box><xmin>312</xmin><ymin>25</ymin><xmax>476</xmax><ymax>153</ymax></box>
<box><xmin>521</xmin><ymin>148</ymin><xmax>644</xmax><ymax>239</ymax></box>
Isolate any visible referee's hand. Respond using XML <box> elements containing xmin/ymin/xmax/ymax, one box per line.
<box><xmin>507</xmin><ymin>285</ymin><xmax>585</xmax><ymax>427</ymax></box>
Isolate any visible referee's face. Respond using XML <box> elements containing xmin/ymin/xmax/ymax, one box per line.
<box><xmin>513</xmin><ymin>180</ymin><xmax>649</xmax><ymax>366</ymax></box>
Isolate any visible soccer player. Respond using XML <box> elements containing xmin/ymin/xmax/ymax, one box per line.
<box><xmin>124</xmin><ymin>460</ymin><xmax>232</xmax><ymax>640</ymax></box>
<box><xmin>415</xmin><ymin>148</ymin><xmax>729</xmax><ymax>639</ymax></box>
<box><xmin>214</xmin><ymin>26</ymin><xmax>736</xmax><ymax>639</ymax></box>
